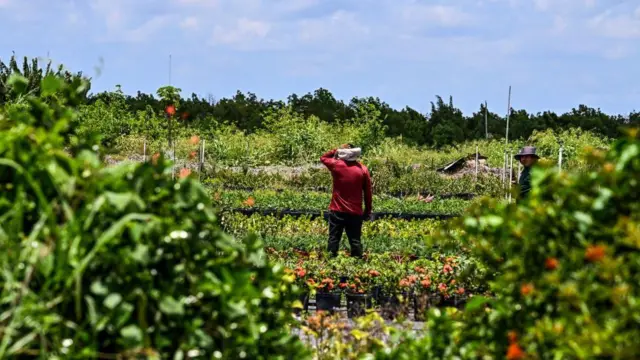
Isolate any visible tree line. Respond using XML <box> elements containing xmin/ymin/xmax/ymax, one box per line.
<box><xmin>2</xmin><ymin>55</ymin><xmax>638</xmax><ymax>147</ymax></box>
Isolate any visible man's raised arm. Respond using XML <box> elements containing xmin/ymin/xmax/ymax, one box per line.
<box><xmin>320</xmin><ymin>149</ymin><xmax>338</xmax><ymax>170</ymax></box>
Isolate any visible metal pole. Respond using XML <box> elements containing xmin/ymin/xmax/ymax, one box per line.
<box><xmin>475</xmin><ymin>145</ymin><xmax>479</xmax><ymax>182</ymax></box>
<box><xmin>505</xmin><ymin>86</ymin><xmax>511</xmax><ymax>146</ymax></box>
<box><xmin>558</xmin><ymin>146</ymin><xmax>563</xmax><ymax>172</ymax></box>
<box><xmin>484</xmin><ymin>101</ymin><xmax>488</xmax><ymax>139</ymax></box>
<box><xmin>502</xmin><ymin>151</ymin><xmax>507</xmax><ymax>199</ymax></box>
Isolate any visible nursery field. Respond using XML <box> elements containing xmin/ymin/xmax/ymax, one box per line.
<box><xmin>1</xmin><ymin>66</ymin><xmax>639</xmax><ymax>359</ymax></box>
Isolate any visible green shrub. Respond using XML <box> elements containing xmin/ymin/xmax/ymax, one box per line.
<box><xmin>0</xmin><ymin>74</ymin><xmax>309</xmax><ymax>358</ymax></box>
<box><xmin>382</xmin><ymin>128</ymin><xmax>639</xmax><ymax>359</ymax></box>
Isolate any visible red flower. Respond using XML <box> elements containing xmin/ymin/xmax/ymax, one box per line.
<box><xmin>189</xmin><ymin>135</ymin><xmax>200</xmax><ymax>145</ymax></box>
<box><xmin>520</xmin><ymin>283</ymin><xmax>534</xmax><ymax>296</ymax></box>
<box><xmin>179</xmin><ymin>168</ymin><xmax>191</xmax><ymax>178</ymax></box>
<box><xmin>456</xmin><ymin>287</ymin><xmax>465</xmax><ymax>295</ymax></box>
<box><xmin>189</xmin><ymin>151</ymin><xmax>198</xmax><ymax>160</ymax></box>
<box><xmin>368</xmin><ymin>270</ymin><xmax>380</xmax><ymax>277</ymax></box>
<box><xmin>165</xmin><ymin>105</ymin><xmax>176</xmax><ymax>116</ymax></box>
<box><xmin>585</xmin><ymin>245</ymin><xmax>606</xmax><ymax>262</ymax></box>
<box><xmin>243</xmin><ymin>196</ymin><xmax>255</xmax><ymax>207</ymax></box>
<box><xmin>339</xmin><ymin>283</ymin><xmax>348</xmax><ymax>289</ymax></box>
<box><xmin>544</xmin><ymin>257</ymin><xmax>559</xmax><ymax>270</ymax></box>
<box><xmin>506</xmin><ymin>343</ymin><xmax>525</xmax><ymax>360</ymax></box>
<box><xmin>443</xmin><ymin>264</ymin><xmax>453</xmax><ymax>274</ymax></box>
<box><xmin>438</xmin><ymin>283</ymin><xmax>447</xmax><ymax>292</ymax></box>
<box><xmin>420</xmin><ymin>279</ymin><xmax>431</xmax><ymax>288</ymax></box>
<box><xmin>295</xmin><ymin>268</ymin><xmax>306</xmax><ymax>277</ymax></box>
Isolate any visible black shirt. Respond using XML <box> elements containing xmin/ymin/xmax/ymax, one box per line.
<box><xmin>518</xmin><ymin>166</ymin><xmax>532</xmax><ymax>199</ymax></box>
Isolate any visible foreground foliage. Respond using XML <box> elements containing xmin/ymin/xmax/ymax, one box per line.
<box><xmin>0</xmin><ymin>75</ymin><xmax>309</xmax><ymax>358</ymax></box>
<box><xmin>367</xmin><ymin>128</ymin><xmax>640</xmax><ymax>359</ymax></box>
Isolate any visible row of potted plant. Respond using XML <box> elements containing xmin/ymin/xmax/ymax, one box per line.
<box><xmin>221</xmin><ymin>213</ymin><xmax>456</xmax><ymax>255</ymax></box>
<box><xmin>203</xmin><ymin>166</ymin><xmax>503</xmax><ymax>197</ymax></box>
<box><xmin>210</xmin><ymin>189</ymin><xmax>472</xmax><ymax>214</ymax></box>
<box><xmin>274</xmin><ymin>250</ymin><xmax>488</xmax><ymax>319</ymax></box>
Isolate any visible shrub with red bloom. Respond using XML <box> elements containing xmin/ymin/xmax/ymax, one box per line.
<box><xmin>165</xmin><ymin>105</ymin><xmax>176</xmax><ymax>116</ymax></box>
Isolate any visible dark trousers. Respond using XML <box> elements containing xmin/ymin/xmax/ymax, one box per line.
<box><xmin>328</xmin><ymin>211</ymin><xmax>363</xmax><ymax>258</ymax></box>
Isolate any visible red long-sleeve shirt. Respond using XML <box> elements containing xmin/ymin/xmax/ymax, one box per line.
<box><xmin>320</xmin><ymin>149</ymin><xmax>373</xmax><ymax>216</ymax></box>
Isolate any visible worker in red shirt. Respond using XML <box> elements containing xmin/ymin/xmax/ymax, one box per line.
<box><xmin>320</xmin><ymin>144</ymin><xmax>373</xmax><ymax>258</ymax></box>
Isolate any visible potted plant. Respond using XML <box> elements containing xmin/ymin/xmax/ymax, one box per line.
<box><xmin>345</xmin><ymin>270</ymin><xmax>376</xmax><ymax>318</ymax></box>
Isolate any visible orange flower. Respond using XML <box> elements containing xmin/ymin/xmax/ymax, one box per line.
<box><xmin>399</xmin><ymin>279</ymin><xmax>411</xmax><ymax>287</ymax></box>
<box><xmin>585</xmin><ymin>245</ymin><xmax>606</xmax><ymax>262</ymax></box>
<box><xmin>189</xmin><ymin>135</ymin><xmax>200</xmax><ymax>145</ymax></box>
<box><xmin>243</xmin><ymin>196</ymin><xmax>255</xmax><ymax>207</ymax></box>
<box><xmin>456</xmin><ymin>287</ymin><xmax>465</xmax><ymax>295</ymax></box>
<box><xmin>306</xmin><ymin>279</ymin><xmax>316</xmax><ymax>286</ymax></box>
<box><xmin>438</xmin><ymin>283</ymin><xmax>447</xmax><ymax>292</ymax></box>
<box><xmin>545</xmin><ymin>257</ymin><xmax>559</xmax><ymax>270</ymax></box>
<box><xmin>407</xmin><ymin>275</ymin><xmax>418</xmax><ymax>284</ymax></box>
<box><xmin>179</xmin><ymin>168</ymin><xmax>191</xmax><ymax>178</ymax></box>
<box><xmin>443</xmin><ymin>264</ymin><xmax>453</xmax><ymax>274</ymax></box>
<box><xmin>368</xmin><ymin>270</ymin><xmax>380</xmax><ymax>277</ymax></box>
<box><xmin>189</xmin><ymin>151</ymin><xmax>198</xmax><ymax>160</ymax></box>
<box><xmin>165</xmin><ymin>105</ymin><xmax>176</xmax><ymax>116</ymax></box>
<box><xmin>414</xmin><ymin>266</ymin><xmax>425</xmax><ymax>274</ymax></box>
<box><xmin>520</xmin><ymin>283</ymin><xmax>534</xmax><ymax>296</ymax></box>
<box><xmin>420</xmin><ymin>279</ymin><xmax>431</xmax><ymax>288</ymax></box>
<box><xmin>295</xmin><ymin>268</ymin><xmax>306</xmax><ymax>277</ymax></box>
<box><xmin>506</xmin><ymin>343</ymin><xmax>525</xmax><ymax>360</ymax></box>
<box><xmin>339</xmin><ymin>283</ymin><xmax>348</xmax><ymax>289</ymax></box>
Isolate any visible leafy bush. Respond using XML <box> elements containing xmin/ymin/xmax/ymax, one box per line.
<box><xmin>0</xmin><ymin>74</ymin><xmax>309</xmax><ymax>358</ymax></box>
<box><xmin>379</xmin><ymin>128</ymin><xmax>639</xmax><ymax>358</ymax></box>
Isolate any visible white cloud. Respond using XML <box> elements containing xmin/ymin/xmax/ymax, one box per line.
<box><xmin>180</xmin><ymin>16</ymin><xmax>198</xmax><ymax>29</ymax></box>
<box><xmin>589</xmin><ymin>11</ymin><xmax>640</xmax><ymax>39</ymax></box>
<box><xmin>296</xmin><ymin>10</ymin><xmax>369</xmax><ymax>44</ymax></box>
<box><xmin>398</xmin><ymin>4</ymin><xmax>474</xmax><ymax>27</ymax></box>
<box><xmin>211</xmin><ymin>18</ymin><xmax>273</xmax><ymax>48</ymax></box>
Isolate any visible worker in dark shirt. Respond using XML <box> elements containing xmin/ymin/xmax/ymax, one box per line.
<box><xmin>320</xmin><ymin>144</ymin><xmax>373</xmax><ymax>258</ymax></box>
<box><xmin>514</xmin><ymin>146</ymin><xmax>539</xmax><ymax>200</ymax></box>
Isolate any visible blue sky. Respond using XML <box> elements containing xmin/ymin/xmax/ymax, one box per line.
<box><xmin>1</xmin><ymin>0</ymin><xmax>639</xmax><ymax>116</ymax></box>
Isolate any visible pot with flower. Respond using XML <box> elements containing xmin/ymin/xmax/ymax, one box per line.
<box><xmin>293</xmin><ymin>265</ymin><xmax>310</xmax><ymax>313</ymax></box>
<box><xmin>314</xmin><ymin>276</ymin><xmax>341</xmax><ymax>312</ymax></box>
<box><xmin>345</xmin><ymin>270</ymin><xmax>376</xmax><ymax>318</ymax></box>
<box><xmin>412</xmin><ymin>265</ymin><xmax>434</xmax><ymax>321</ymax></box>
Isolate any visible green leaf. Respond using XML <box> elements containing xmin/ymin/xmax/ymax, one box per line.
<box><xmin>159</xmin><ymin>296</ymin><xmax>184</xmax><ymax>316</ymax></box>
<box><xmin>105</xmin><ymin>192</ymin><xmax>144</xmax><ymax>212</ymax></box>
<box><xmin>104</xmin><ymin>293</ymin><xmax>122</xmax><ymax>310</ymax></box>
<box><xmin>120</xmin><ymin>325</ymin><xmax>143</xmax><ymax>345</ymax></box>
<box><xmin>7</xmin><ymin>74</ymin><xmax>28</xmax><ymax>95</ymax></box>
<box><xmin>7</xmin><ymin>332</ymin><xmax>37</xmax><ymax>355</ymax></box>
<box><xmin>41</xmin><ymin>75</ymin><xmax>62</xmax><ymax>97</ymax></box>
<box><xmin>131</xmin><ymin>244</ymin><xmax>149</xmax><ymax>264</ymax></box>
<box><xmin>464</xmin><ymin>296</ymin><xmax>491</xmax><ymax>312</ymax></box>
<box><xmin>90</xmin><ymin>280</ymin><xmax>108</xmax><ymax>296</ymax></box>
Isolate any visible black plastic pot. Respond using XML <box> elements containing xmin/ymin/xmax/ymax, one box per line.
<box><xmin>413</xmin><ymin>293</ymin><xmax>430</xmax><ymax>321</ymax></box>
<box><xmin>346</xmin><ymin>293</ymin><xmax>373</xmax><ymax>318</ymax></box>
<box><xmin>315</xmin><ymin>292</ymin><xmax>341</xmax><ymax>312</ymax></box>
<box><xmin>294</xmin><ymin>292</ymin><xmax>310</xmax><ymax>315</ymax></box>
<box><xmin>374</xmin><ymin>289</ymin><xmax>411</xmax><ymax>320</ymax></box>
